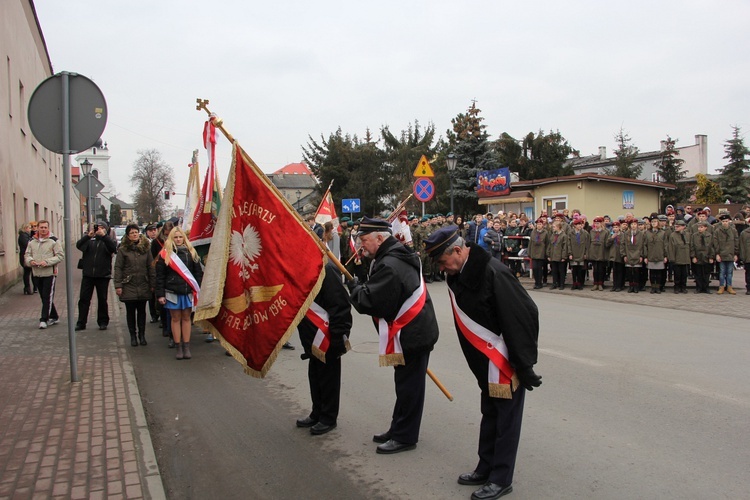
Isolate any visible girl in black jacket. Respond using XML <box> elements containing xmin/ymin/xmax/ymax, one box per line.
<box><xmin>155</xmin><ymin>227</ymin><xmax>203</xmax><ymax>360</ymax></box>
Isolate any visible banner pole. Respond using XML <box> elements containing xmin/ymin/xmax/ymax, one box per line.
<box><xmin>195</xmin><ymin>99</ymin><xmax>352</xmax><ymax>280</ymax></box>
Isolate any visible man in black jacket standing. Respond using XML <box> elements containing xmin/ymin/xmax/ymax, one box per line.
<box><xmin>75</xmin><ymin>221</ymin><xmax>117</xmax><ymax>331</ymax></box>
<box><xmin>348</xmin><ymin>217</ymin><xmax>439</xmax><ymax>455</ymax></box>
<box><xmin>425</xmin><ymin>226</ymin><xmax>541</xmax><ymax>500</ymax></box>
<box><xmin>295</xmin><ymin>262</ymin><xmax>353</xmax><ymax>436</ymax></box>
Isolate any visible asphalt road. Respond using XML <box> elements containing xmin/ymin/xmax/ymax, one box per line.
<box><xmin>127</xmin><ymin>282</ymin><xmax>750</xmax><ymax>499</ymax></box>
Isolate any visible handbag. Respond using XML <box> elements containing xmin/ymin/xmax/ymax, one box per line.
<box><xmin>77</xmin><ymin>258</ymin><xmax>84</xmax><ymax>270</ymax></box>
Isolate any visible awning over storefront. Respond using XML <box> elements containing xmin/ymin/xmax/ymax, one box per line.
<box><xmin>478</xmin><ymin>190</ymin><xmax>534</xmax><ymax>205</ymax></box>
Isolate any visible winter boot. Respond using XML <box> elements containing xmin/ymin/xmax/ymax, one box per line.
<box><xmin>175</xmin><ymin>341</ymin><xmax>184</xmax><ymax>360</ymax></box>
<box><xmin>139</xmin><ymin>332</ymin><xmax>147</xmax><ymax>346</ymax></box>
<box><xmin>717</xmin><ymin>286</ymin><xmax>725</xmax><ymax>295</ymax></box>
<box><xmin>130</xmin><ymin>331</ymin><xmax>138</xmax><ymax>347</ymax></box>
<box><xmin>182</xmin><ymin>342</ymin><xmax>192</xmax><ymax>359</ymax></box>
<box><xmin>727</xmin><ymin>286</ymin><xmax>736</xmax><ymax>295</ymax></box>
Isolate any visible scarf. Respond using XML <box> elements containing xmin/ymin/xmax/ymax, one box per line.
<box><xmin>375</xmin><ymin>273</ymin><xmax>427</xmax><ymax>367</ymax></box>
<box><xmin>305</xmin><ymin>302</ymin><xmax>350</xmax><ymax>363</ymax></box>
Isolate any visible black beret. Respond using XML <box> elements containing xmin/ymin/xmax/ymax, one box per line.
<box><xmin>719</xmin><ymin>213</ymin><xmax>731</xmax><ymax>221</ymax></box>
<box><xmin>424</xmin><ymin>225</ymin><xmax>460</xmax><ymax>259</ymax></box>
<box><xmin>357</xmin><ymin>216</ymin><xmax>391</xmax><ymax>235</ymax></box>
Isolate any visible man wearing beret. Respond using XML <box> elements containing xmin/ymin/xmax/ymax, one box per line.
<box><xmin>425</xmin><ymin>226</ymin><xmax>541</xmax><ymax>500</ymax></box>
<box><xmin>348</xmin><ymin>217</ymin><xmax>439</xmax><ymax>454</ymax></box>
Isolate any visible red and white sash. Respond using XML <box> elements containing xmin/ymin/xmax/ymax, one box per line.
<box><xmin>448</xmin><ymin>288</ymin><xmax>518</xmax><ymax>399</ymax></box>
<box><xmin>305</xmin><ymin>302</ymin><xmax>350</xmax><ymax>363</ymax></box>
<box><xmin>375</xmin><ymin>274</ymin><xmax>427</xmax><ymax>367</ymax></box>
<box><xmin>160</xmin><ymin>248</ymin><xmax>200</xmax><ymax>305</ymax></box>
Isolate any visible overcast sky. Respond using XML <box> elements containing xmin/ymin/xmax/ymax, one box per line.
<box><xmin>34</xmin><ymin>0</ymin><xmax>750</xmax><ymax>204</ymax></box>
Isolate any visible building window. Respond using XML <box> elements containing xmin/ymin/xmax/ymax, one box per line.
<box><xmin>19</xmin><ymin>80</ymin><xmax>26</xmax><ymax>132</ymax></box>
<box><xmin>6</xmin><ymin>57</ymin><xmax>11</xmax><ymax>118</ymax></box>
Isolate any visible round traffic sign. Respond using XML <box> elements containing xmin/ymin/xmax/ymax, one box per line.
<box><xmin>413</xmin><ymin>178</ymin><xmax>435</xmax><ymax>202</ymax></box>
<box><xmin>27</xmin><ymin>72</ymin><xmax>107</xmax><ymax>154</ymax></box>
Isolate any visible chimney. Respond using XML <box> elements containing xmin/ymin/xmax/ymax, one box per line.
<box><xmin>660</xmin><ymin>140</ymin><xmax>667</xmax><ymax>152</ymax></box>
<box><xmin>598</xmin><ymin>146</ymin><xmax>606</xmax><ymax>160</ymax></box>
<box><xmin>696</xmin><ymin>134</ymin><xmax>708</xmax><ymax>174</ymax></box>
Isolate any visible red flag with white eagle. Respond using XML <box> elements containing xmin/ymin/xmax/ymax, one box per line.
<box><xmin>314</xmin><ymin>181</ymin><xmax>338</xmax><ymax>229</ymax></box>
<box><xmin>195</xmin><ymin>144</ymin><xmax>326</xmax><ymax>377</ymax></box>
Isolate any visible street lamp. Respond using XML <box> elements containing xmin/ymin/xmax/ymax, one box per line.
<box><xmin>295</xmin><ymin>190</ymin><xmax>302</xmax><ymax>212</ymax></box>
<box><xmin>446</xmin><ymin>153</ymin><xmax>458</xmax><ymax>215</ymax></box>
<box><xmin>80</xmin><ymin>158</ymin><xmax>93</xmax><ymax>226</ymax></box>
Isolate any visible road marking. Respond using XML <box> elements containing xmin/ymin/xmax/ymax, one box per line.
<box><xmin>673</xmin><ymin>384</ymin><xmax>750</xmax><ymax>408</ymax></box>
<box><xmin>538</xmin><ymin>348</ymin><xmax>606</xmax><ymax>367</ymax></box>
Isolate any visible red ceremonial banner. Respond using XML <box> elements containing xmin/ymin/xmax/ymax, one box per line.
<box><xmin>195</xmin><ymin>144</ymin><xmax>326</xmax><ymax>377</ymax></box>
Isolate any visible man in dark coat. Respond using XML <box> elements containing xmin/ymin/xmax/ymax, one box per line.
<box><xmin>348</xmin><ymin>217</ymin><xmax>439</xmax><ymax>455</ymax></box>
<box><xmin>295</xmin><ymin>263</ymin><xmax>353</xmax><ymax>436</ymax></box>
<box><xmin>75</xmin><ymin>221</ymin><xmax>117</xmax><ymax>330</ymax></box>
<box><xmin>425</xmin><ymin>226</ymin><xmax>541</xmax><ymax>500</ymax></box>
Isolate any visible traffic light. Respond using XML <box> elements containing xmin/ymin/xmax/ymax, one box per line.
<box><xmin>164</xmin><ymin>191</ymin><xmax>170</xmax><ymax>200</ymax></box>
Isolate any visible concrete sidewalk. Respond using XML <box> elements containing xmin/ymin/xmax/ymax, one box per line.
<box><xmin>0</xmin><ymin>267</ymin><xmax>164</xmax><ymax>499</ymax></box>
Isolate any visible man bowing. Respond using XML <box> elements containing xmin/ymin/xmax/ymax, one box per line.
<box><xmin>425</xmin><ymin>226</ymin><xmax>541</xmax><ymax>500</ymax></box>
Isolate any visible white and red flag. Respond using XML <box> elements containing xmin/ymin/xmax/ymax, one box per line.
<box><xmin>181</xmin><ymin>151</ymin><xmax>201</xmax><ymax>234</ymax></box>
<box><xmin>190</xmin><ymin>119</ymin><xmax>222</xmax><ymax>247</ymax></box>
<box><xmin>195</xmin><ymin>144</ymin><xmax>326</xmax><ymax>377</ymax></box>
<box><xmin>314</xmin><ymin>181</ymin><xmax>338</xmax><ymax>229</ymax></box>
<box><xmin>390</xmin><ymin>209</ymin><xmax>413</xmax><ymax>246</ymax></box>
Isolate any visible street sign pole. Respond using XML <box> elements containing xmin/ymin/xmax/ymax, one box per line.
<box><xmin>61</xmin><ymin>72</ymin><xmax>79</xmax><ymax>383</ymax></box>
<box><xmin>29</xmin><ymin>71</ymin><xmax>107</xmax><ymax>384</ymax></box>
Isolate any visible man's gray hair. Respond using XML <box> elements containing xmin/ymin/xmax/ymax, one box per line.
<box><xmin>442</xmin><ymin>236</ymin><xmax>465</xmax><ymax>256</ymax></box>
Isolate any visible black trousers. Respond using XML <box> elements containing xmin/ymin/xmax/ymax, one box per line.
<box><xmin>22</xmin><ymin>266</ymin><xmax>33</xmax><ymax>292</ymax></box>
<box><xmin>550</xmin><ymin>261</ymin><xmax>567</xmax><ymax>286</ymax></box>
<box><xmin>745</xmin><ymin>266</ymin><xmax>750</xmax><ymax>292</ymax></box>
<box><xmin>694</xmin><ymin>263</ymin><xmax>712</xmax><ymax>291</ymax></box>
<box><xmin>626</xmin><ymin>265</ymin><xmax>640</xmax><ymax>286</ymax></box>
<box><xmin>36</xmin><ymin>275</ymin><xmax>59</xmax><ymax>322</ymax></box>
<box><xmin>124</xmin><ymin>300</ymin><xmax>147</xmax><ymax>335</ymax></box>
<box><xmin>592</xmin><ymin>261</ymin><xmax>607</xmax><ymax>285</ymax></box>
<box><xmin>570</xmin><ymin>264</ymin><xmax>585</xmax><ymax>286</ymax></box>
<box><xmin>307</xmin><ymin>354</ymin><xmax>342</xmax><ymax>426</ymax></box>
<box><xmin>531</xmin><ymin>259</ymin><xmax>545</xmax><ymax>286</ymax></box>
<box><xmin>475</xmin><ymin>388</ymin><xmax>526</xmax><ymax>487</ymax></box>
<box><xmin>648</xmin><ymin>269</ymin><xmax>663</xmax><ymax>287</ymax></box>
<box><xmin>148</xmin><ymin>292</ymin><xmax>158</xmax><ymax>321</ymax></box>
<box><xmin>612</xmin><ymin>262</ymin><xmax>625</xmax><ymax>289</ymax></box>
<box><xmin>388</xmin><ymin>351</ymin><xmax>430</xmax><ymax>445</ymax></box>
<box><xmin>673</xmin><ymin>264</ymin><xmax>688</xmax><ymax>290</ymax></box>
<box><xmin>77</xmin><ymin>276</ymin><xmax>110</xmax><ymax>327</ymax></box>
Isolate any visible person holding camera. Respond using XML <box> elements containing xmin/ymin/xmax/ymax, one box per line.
<box><xmin>75</xmin><ymin>221</ymin><xmax>117</xmax><ymax>331</ymax></box>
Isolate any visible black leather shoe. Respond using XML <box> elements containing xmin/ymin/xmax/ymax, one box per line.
<box><xmin>296</xmin><ymin>416</ymin><xmax>317</xmax><ymax>428</ymax></box>
<box><xmin>75</xmin><ymin>324</ymin><xmax>85</xmax><ymax>331</ymax></box>
<box><xmin>458</xmin><ymin>471</ymin><xmax>489</xmax><ymax>485</ymax></box>
<box><xmin>98</xmin><ymin>324</ymin><xmax>108</xmax><ymax>330</ymax></box>
<box><xmin>372</xmin><ymin>432</ymin><xmax>390</xmax><ymax>443</ymax></box>
<box><xmin>471</xmin><ymin>482</ymin><xmax>513</xmax><ymax>500</ymax></box>
<box><xmin>150</xmin><ymin>318</ymin><xmax>159</xmax><ymax>323</ymax></box>
<box><xmin>282</xmin><ymin>342</ymin><xmax>295</xmax><ymax>350</ymax></box>
<box><xmin>376</xmin><ymin>439</ymin><xmax>416</xmax><ymax>454</ymax></box>
<box><xmin>310</xmin><ymin>422</ymin><xmax>336</xmax><ymax>435</ymax></box>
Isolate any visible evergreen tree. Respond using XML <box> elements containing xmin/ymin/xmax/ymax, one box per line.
<box><xmin>494</xmin><ymin>129</ymin><xmax>577</xmax><ymax>180</ymax></box>
<box><xmin>302</xmin><ymin>128</ymin><xmax>388</xmax><ymax>216</ymax></box>
<box><xmin>603</xmin><ymin>128</ymin><xmax>643</xmax><ymax>179</ymax></box>
<box><xmin>655</xmin><ymin>136</ymin><xmax>690</xmax><ymax>209</ymax></box>
<box><xmin>694</xmin><ymin>173</ymin><xmax>724</xmax><ymax>205</ymax></box>
<box><xmin>109</xmin><ymin>203</ymin><xmax>123</xmax><ymax>226</ymax></box>
<box><xmin>381</xmin><ymin>121</ymin><xmax>438</xmax><ymax>210</ymax></box>
<box><xmin>445</xmin><ymin>101</ymin><xmax>496</xmax><ymax>217</ymax></box>
<box><xmin>717</xmin><ymin>126</ymin><xmax>750</xmax><ymax>203</ymax></box>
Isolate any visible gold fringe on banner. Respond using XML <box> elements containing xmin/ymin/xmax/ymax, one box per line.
<box><xmin>379</xmin><ymin>353</ymin><xmax>405</xmax><ymax>367</ymax></box>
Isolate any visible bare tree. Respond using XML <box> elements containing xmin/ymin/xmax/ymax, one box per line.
<box><xmin>130</xmin><ymin>149</ymin><xmax>174</xmax><ymax>223</ymax></box>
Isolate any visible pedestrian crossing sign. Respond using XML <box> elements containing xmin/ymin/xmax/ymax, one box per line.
<box><xmin>412</xmin><ymin>155</ymin><xmax>435</xmax><ymax>178</ymax></box>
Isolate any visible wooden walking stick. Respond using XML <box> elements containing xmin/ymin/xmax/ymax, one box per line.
<box><xmin>427</xmin><ymin>368</ymin><xmax>453</xmax><ymax>401</ymax></box>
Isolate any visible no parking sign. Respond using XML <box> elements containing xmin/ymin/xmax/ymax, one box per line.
<box><xmin>413</xmin><ymin>178</ymin><xmax>435</xmax><ymax>202</ymax></box>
